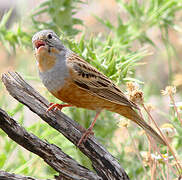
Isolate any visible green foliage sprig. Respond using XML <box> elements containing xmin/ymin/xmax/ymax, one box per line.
<box><xmin>31</xmin><ymin>0</ymin><xmax>84</xmax><ymax>35</ymax></box>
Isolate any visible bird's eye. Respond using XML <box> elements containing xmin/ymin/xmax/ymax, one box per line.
<box><xmin>47</xmin><ymin>34</ymin><xmax>52</xmax><ymax>39</ymax></box>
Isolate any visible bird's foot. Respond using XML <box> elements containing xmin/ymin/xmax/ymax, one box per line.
<box><xmin>46</xmin><ymin>103</ymin><xmax>72</xmax><ymax>112</ymax></box>
<box><xmin>77</xmin><ymin>127</ymin><xmax>94</xmax><ymax>146</ymax></box>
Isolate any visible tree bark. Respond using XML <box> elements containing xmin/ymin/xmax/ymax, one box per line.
<box><xmin>0</xmin><ymin>108</ymin><xmax>101</xmax><ymax>180</ymax></box>
<box><xmin>1</xmin><ymin>71</ymin><xmax>129</xmax><ymax>180</ymax></box>
<box><xmin>0</xmin><ymin>170</ymin><xmax>41</xmax><ymax>180</ymax></box>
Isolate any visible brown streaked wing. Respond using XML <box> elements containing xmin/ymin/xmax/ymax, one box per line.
<box><xmin>67</xmin><ymin>54</ymin><xmax>138</xmax><ymax>109</ymax></box>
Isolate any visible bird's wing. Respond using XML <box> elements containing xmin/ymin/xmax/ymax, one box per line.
<box><xmin>67</xmin><ymin>53</ymin><xmax>138</xmax><ymax>109</ymax></box>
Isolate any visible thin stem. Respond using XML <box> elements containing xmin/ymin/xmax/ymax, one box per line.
<box><xmin>158</xmin><ymin>163</ymin><xmax>166</xmax><ymax>180</ymax></box>
<box><xmin>160</xmin><ymin>26</ymin><xmax>173</xmax><ymax>84</ymax></box>
<box><xmin>142</xmin><ymin>103</ymin><xmax>181</xmax><ymax>174</ymax></box>
<box><xmin>141</xmin><ymin>108</ymin><xmax>153</xmax><ymax>178</ymax></box>
<box><xmin>169</xmin><ymin>94</ymin><xmax>182</xmax><ymax>126</ymax></box>
<box><xmin>126</xmin><ymin>128</ymin><xmax>149</xmax><ymax>178</ymax></box>
<box><xmin>152</xmin><ymin>139</ymin><xmax>177</xmax><ymax>177</ymax></box>
<box><xmin>166</xmin><ymin>148</ymin><xmax>169</xmax><ymax>180</ymax></box>
<box><xmin>151</xmin><ymin>159</ymin><xmax>156</xmax><ymax>180</ymax></box>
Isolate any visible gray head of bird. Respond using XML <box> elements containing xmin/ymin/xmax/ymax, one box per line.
<box><xmin>32</xmin><ymin>29</ymin><xmax>67</xmax><ymax>54</ymax></box>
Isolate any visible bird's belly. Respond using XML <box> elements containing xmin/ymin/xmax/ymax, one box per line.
<box><xmin>50</xmin><ymin>79</ymin><xmax>112</xmax><ymax>111</ymax></box>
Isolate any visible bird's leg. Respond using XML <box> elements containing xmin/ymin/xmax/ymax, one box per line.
<box><xmin>46</xmin><ymin>103</ymin><xmax>72</xmax><ymax>112</ymax></box>
<box><xmin>77</xmin><ymin>110</ymin><xmax>102</xmax><ymax>146</ymax></box>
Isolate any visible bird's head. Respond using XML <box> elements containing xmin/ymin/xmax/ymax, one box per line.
<box><xmin>32</xmin><ymin>30</ymin><xmax>67</xmax><ymax>72</ymax></box>
<box><xmin>32</xmin><ymin>29</ymin><xmax>66</xmax><ymax>54</ymax></box>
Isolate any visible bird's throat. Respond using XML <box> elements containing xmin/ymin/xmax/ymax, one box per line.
<box><xmin>36</xmin><ymin>50</ymin><xmax>56</xmax><ymax>72</ymax></box>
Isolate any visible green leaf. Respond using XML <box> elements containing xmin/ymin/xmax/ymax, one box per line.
<box><xmin>0</xmin><ymin>154</ymin><xmax>7</xmax><ymax>168</ymax></box>
<box><xmin>0</xmin><ymin>9</ymin><xmax>12</xmax><ymax>29</ymax></box>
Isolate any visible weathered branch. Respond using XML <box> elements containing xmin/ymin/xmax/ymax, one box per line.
<box><xmin>1</xmin><ymin>71</ymin><xmax>129</xmax><ymax>180</ymax></box>
<box><xmin>0</xmin><ymin>170</ymin><xmax>40</xmax><ymax>180</ymax></box>
<box><xmin>0</xmin><ymin>108</ymin><xmax>100</xmax><ymax>180</ymax></box>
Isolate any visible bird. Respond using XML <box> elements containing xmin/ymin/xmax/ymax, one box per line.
<box><xmin>32</xmin><ymin>29</ymin><xmax>166</xmax><ymax>146</ymax></box>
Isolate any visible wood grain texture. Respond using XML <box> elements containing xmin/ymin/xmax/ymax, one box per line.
<box><xmin>0</xmin><ymin>170</ymin><xmax>41</xmax><ymax>180</ymax></box>
<box><xmin>1</xmin><ymin>71</ymin><xmax>130</xmax><ymax>180</ymax></box>
<box><xmin>0</xmin><ymin>108</ymin><xmax>100</xmax><ymax>180</ymax></box>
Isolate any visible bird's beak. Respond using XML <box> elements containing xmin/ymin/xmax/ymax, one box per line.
<box><xmin>33</xmin><ymin>39</ymin><xmax>46</xmax><ymax>50</ymax></box>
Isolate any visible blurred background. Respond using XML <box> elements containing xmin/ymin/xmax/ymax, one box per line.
<box><xmin>0</xmin><ymin>0</ymin><xmax>182</xmax><ymax>179</ymax></box>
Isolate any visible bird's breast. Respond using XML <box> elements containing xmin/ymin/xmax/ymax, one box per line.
<box><xmin>36</xmin><ymin>47</ymin><xmax>58</xmax><ymax>72</ymax></box>
<box><xmin>38</xmin><ymin>54</ymin><xmax>69</xmax><ymax>92</ymax></box>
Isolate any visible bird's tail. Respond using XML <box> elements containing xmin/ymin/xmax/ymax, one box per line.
<box><xmin>116</xmin><ymin>106</ymin><xmax>166</xmax><ymax>145</ymax></box>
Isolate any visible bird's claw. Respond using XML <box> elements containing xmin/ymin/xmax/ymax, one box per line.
<box><xmin>46</xmin><ymin>103</ymin><xmax>72</xmax><ymax>112</ymax></box>
<box><xmin>77</xmin><ymin>127</ymin><xmax>94</xmax><ymax>146</ymax></box>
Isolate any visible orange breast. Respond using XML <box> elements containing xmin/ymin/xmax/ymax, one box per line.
<box><xmin>36</xmin><ymin>47</ymin><xmax>58</xmax><ymax>72</ymax></box>
<box><xmin>50</xmin><ymin>78</ymin><xmax>118</xmax><ymax>111</ymax></box>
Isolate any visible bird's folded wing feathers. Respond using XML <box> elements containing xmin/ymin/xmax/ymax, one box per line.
<box><xmin>67</xmin><ymin>54</ymin><xmax>138</xmax><ymax>109</ymax></box>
